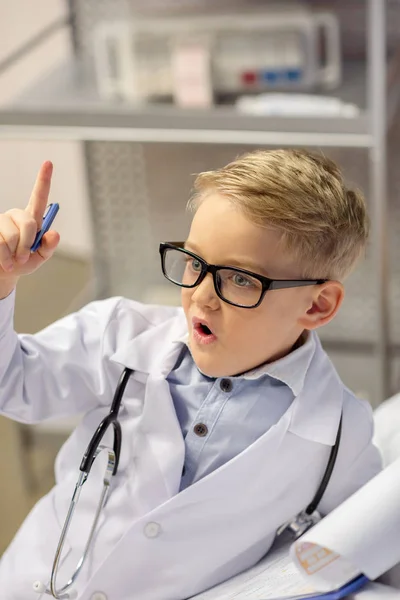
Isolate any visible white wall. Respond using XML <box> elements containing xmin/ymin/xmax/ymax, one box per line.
<box><xmin>0</xmin><ymin>0</ymin><xmax>94</xmax><ymax>259</ymax></box>
<box><xmin>0</xmin><ymin>140</ymin><xmax>93</xmax><ymax>258</ymax></box>
<box><xmin>0</xmin><ymin>1</ymin><xmax>67</xmax><ymax>62</ymax></box>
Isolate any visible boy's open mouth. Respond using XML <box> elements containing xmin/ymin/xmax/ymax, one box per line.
<box><xmin>196</xmin><ymin>323</ymin><xmax>212</xmax><ymax>335</ymax></box>
<box><xmin>192</xmin><ymin>318</ymin><xmax>217</xmax><ymax>344</ymax></box>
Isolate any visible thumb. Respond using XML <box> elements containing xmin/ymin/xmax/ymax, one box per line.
<box><xmin>11</xmin><ymin>231</ymin><xmax>60</xmax><ymax>276</ymax></box>
<box><xmin>37</xmin><ymin>230</ymin><xmax>60</xmax><ymax>260</ymax></box>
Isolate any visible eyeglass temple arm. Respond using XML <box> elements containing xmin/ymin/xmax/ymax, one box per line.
<box><xmin>165</xmin><ymin>241</ymin><xmax>185</xmax><ymax>248</ymax></box>
<box><xmin>269</xmin><ymin>279</ymin><xmax>327</xmax><ymax>290</ymax></box>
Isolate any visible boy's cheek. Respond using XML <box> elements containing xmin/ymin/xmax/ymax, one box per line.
<box><xmin>181</xmin><ymin>289</ymin><xmax>191</xmax><ymax>312</ymax></box>
<box><xmin>266</xmin><ymin>288</ymin><xmax>308</xmax><ymax>317</ymax></box>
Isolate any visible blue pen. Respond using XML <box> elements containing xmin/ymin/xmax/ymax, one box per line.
<box><xmin>30</xmin><ymin>203</ymin><xmax>60</xmax><ymax>252</ymax></box>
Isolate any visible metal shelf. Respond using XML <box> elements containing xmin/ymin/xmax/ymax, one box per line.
<box><xmin>2</xmin><ymin>48</ymin><xmax>400</xmax><ymax>147</ymax></box>
<box><xmin>0</xmin><ymin>58</ymin><xmax>376</xmax><ymax>147</ymax></box>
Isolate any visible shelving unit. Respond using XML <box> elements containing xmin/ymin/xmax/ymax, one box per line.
<box><xmin>0</xmin><ymin>59</ymin><xmax>386</xmax><ymax>145</ymax></box>
<box><xmin>0</xmin><ymin>0</ymin><xmax>396</xmax><ymax>405</ymax></box>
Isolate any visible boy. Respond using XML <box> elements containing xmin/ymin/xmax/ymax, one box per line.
<box><xmin>0</xmin><ymin>149</ymin><xmax>381</xmax><ymax>600</ymax></box>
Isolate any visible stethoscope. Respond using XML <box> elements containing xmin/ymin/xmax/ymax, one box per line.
<box><xmin>33</xmin><ymin>367</ymin><xmax>133</xmax><ymax>599</ymax></box>
<box><xmin>33</xmin><ymin>367</ymin><xmax>342</xmax><ymax>599</ymax></box>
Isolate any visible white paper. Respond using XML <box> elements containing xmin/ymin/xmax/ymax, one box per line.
<box><xmin>191</xmin><ymin>539</ymin><xmax>316</xmax><ymax>600</ymax></box>
<box><xmin>291</xmin><ymin>457</ymin><xmax>400</xmax><ymax>589</ymax></box>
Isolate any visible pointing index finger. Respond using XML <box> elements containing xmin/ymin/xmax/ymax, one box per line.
<box><xmin>26</xmin><ymin>161</ymin><xmax>53</xmax><ymax>227</ymax></box>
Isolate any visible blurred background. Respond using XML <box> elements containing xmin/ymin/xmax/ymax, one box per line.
<box><xmin>0</xmin><ymin>0</ymin><xmax>398</xmax><ymax>554</ymax></box>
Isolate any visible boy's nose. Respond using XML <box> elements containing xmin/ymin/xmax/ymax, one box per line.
<box><xmin>191</xmin><ymin>273</ymin><xmax>220</xmax><ymax>309</ymax></box>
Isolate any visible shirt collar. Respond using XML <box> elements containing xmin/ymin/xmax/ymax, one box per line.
<box><xmin>242</xmin><ymin>332</ymin><xmax>314</xmax><ymax>396</ymax></box>
<box><xmin>173</xmin><ymin>331</ymin><xmax>315</xmax><ymax>397</ymax></box>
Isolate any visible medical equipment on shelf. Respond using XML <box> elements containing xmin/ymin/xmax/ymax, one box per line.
<box><xmin>235</xmin><ymin>94</ymin><xmax>359</xmax><ymax>117</ymax></box>
<box><xmin>93</xmin><ymin>3</ymin><xmax>341</xmax><ymax>107</ymax></box>
<box><xmin>32</xmin><ymin>359</ymin><xmax>342</xmax><ymax>599</ymax></box>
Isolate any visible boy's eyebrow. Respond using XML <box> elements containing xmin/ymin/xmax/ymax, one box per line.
<box><xmin>183</xmin><ymin>241</ymin><xmax>199</xmax><ymax>253</ymax></box>
<box><xmin>184</xmin><ymin>241</ymin><xmax>272</xmax><ymax>277</ymax></box>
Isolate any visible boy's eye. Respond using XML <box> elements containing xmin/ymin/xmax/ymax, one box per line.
<box><xmin>232</xmin><ymin>273</ymin><xmax>255</xmax><ymax>287</ymax></box>
<box><xmin>191</xmin><ymin>259</ymin><xmax>202</xmax><ymax>272</ymax></box>
<box><xmin>185</xmin><ymin>256</ymin><xmax>202</xmax><ymax>272</ymax></box>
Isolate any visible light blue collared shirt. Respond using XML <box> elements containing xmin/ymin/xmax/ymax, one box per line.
<box><xmin>167</xmin><ymin>333</ymin><xmax>315</xmax><ymax>490</ymax></box>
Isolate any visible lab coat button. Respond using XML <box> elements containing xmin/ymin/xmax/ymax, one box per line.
<box><xmin>144</xmin><ymin>521</ymin><xmax>161</xmax><ymax>538</ymax></box>
<box><xmin>91</xmin><ymin>593</ymin><xmax>108</xmax><ymax>600</ymax></box>
<box><xmin>220</xmin><ymin>378</ymin><xmax>233</xmax><ymax>392</ymax></box>
<box><xmin>193</xmin><ymin>423</ymin><xmax>208</xmax><ymax>437</ymax></box>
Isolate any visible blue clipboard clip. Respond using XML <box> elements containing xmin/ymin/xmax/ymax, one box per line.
<box><xmin>274</xmin><ymin>574</ymin><xmax>369</xmax><ymax>600</ymax></box>
<box><xmin>30</xmin><ymin>203</ymin><xmax>59</xmax><ymax>252</ymax></box>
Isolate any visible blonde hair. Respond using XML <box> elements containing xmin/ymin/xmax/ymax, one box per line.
<box><xmin>188</xmin><ymin>149</ymin><xmax>369</xmax><ymax>280</ymax></box>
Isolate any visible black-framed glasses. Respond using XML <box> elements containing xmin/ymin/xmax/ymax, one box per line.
<box><xmin>159</xmin><ymin>242</ymin><xmax>327</xmax><ymax>309</ymax></box>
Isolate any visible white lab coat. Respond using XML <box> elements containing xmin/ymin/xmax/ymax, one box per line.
<box><xmin>0</xmin><ymin>295</ymin><xmax>382</xmax><ymax>600</ymax></box>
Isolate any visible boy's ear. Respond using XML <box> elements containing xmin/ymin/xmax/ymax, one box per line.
<box><xmin>298</xmin><ymin>281</ymin><xmax>344</xmax><ymax>330</ymax></box>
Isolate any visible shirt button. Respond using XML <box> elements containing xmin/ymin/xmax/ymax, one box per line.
<box><xmin>144</xmin><ymin>521</ymin><xmax>161</xmax><ymax>538</ymax></box>
<box><xmin>91</xmin><ymin>593</ymin><xmax>108</xmax><ymax>600</ymax></box>
<box><xmin>220</xmin><ymin>378</ymin><xmax>233</xmax><ymax>393</ymax></box>
<box><xmin>193</xmin><ymin>423</ymin><xmax>208</xmax><ymax>437</ymax></box>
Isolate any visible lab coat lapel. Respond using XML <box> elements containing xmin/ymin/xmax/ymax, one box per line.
<box><xmin>110</xmin><ymin>309</ymin><xmax>187</xmax><ymax>375</ymax></box>
<box><xmin>139</xmin><ymin>373</ymin><xmax>185</xmax><ymax>501</ymax></box>
<box><xmin>110</xmin><ymin>312</ymin><xmax>187</xmax><ymax>503</ymax></box>
<box><xmin>288</xmin><ymin>335</ymin><xmax>344</xmax><ymax>445</ymax></box>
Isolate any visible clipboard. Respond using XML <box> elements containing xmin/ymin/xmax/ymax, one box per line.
<box><xmin>270</xmin><ymin>574</ymin><xmax>369</xmax><ymax>599</ymax></box>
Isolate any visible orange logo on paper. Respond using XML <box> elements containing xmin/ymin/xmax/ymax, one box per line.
<box><xmin>295</xmin><ymin>542</ymin><xmax>340</xmax><ymax>576</ymax></box>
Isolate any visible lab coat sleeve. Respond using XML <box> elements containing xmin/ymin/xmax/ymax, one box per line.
<box><xmin>319</xmin><ymin>392</ymin><xmax>383</xmax><ymax>515</ymax></box>
<box><xmin>0</xmin><ymin>289</ymin><xmax>127</xmax><ymax>424</ymax></box>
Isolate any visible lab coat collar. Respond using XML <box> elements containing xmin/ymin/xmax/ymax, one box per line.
<box><xmin>110</xmin><ymin>308</ymin><xmax>188</xmax><ymax>378</ymax></box>
<box><xmin>287</xmin><ymin>334</ymin><xmax>344</xmax><ymax>445</ymax></box>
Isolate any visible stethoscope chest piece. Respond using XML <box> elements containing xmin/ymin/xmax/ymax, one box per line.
<box><xmin>277</xmin><ymin>509</ymin><xmax>322</xmax><ymax>540</ymax></box>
